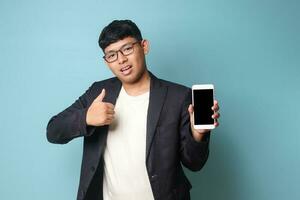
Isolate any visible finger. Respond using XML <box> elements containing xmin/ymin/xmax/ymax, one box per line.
<box><xmin>214</xmin><ymin>121</ymin><xmax>219</xmax><ymax>127</ymax></box>
<box><xmin>211</xmin><ymin>101</ymin><xmax>219</xmax><ymax>110</ymax></box>
<box><xmin>106</xmin><ymin>109</ymin><xmax>115</xmax><ymax>114</ymax></box>
<box><xmin>188</xmin><ymin>104</ymin><xmax>194</xmax><ymax>125</ymax></box>
<box><xmin>188</xmin><ymin>104</ymin><xmax>194</xmax><ymax>114</ymax></box>
<box><xmin>214</xmin><ymin>117</ymin><xmax>219</xmax><ymax>127</ymax></box>
<box><xmin>105</xmin><ymin>118</ymin><xmax>114</xmax><ymax>125</ymax></box>
<box><xmin>212</xmin><ymin>112</ymin><xmax>220</xmax><ymax>119</ymax></box>
<box><xmin>214</xmin><ymin>118</ymin><xmax>219</xmax><ymax>126</ymax></box>
<box><xmin>106</xmin><ymin>114</ymin><xmax>115</xmax><ymax>120</ymax></box>
<box><xmin>211</xmin><ymin>100</ymin><xmax>219</xmax><ymax>111</ymax></box>
<box><xmin>94</xmin><ymin>89</ymin><xmax>106</xmax><ymax>102</ymax></box>
<box><xmin>105</xmin><ymin>102</ymin><xmax>115</xmax><ymax>110</ymax></box>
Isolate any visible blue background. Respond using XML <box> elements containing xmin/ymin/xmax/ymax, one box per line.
<box><xmin>1</xmin><ymin>0</ymin><xmax>299</xmax><ymax>199</ymax></box>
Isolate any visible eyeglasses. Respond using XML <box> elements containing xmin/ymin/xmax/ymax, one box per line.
<box><xmin>103</xmin><ymin>41</ymin><xmax>140</xmax><ymax>63</ymax></box>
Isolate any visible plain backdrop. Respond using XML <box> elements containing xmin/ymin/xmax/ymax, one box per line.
<box><xmin>0</xmin><ymin>0</ymin><xmax>299</xmax><ymax>199</ymax></box>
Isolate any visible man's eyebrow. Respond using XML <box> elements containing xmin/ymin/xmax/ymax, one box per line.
<box><xmin>105</xmin><ymin>42</ymin><xmax>133</xmax><ymax>54</ymax></box>
<box><xmin>105</xmin><ymin>50</ymin><xmax>116</xmax><ymax>54</ymax></box>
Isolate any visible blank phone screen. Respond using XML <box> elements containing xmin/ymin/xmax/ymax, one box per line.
<box><xmin>193</xmin><ymin>89</ymin><xmax>214</xmax><ymax>125</ymax></box>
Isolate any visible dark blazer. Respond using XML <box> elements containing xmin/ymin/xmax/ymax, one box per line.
<box><xmin>47</xmin><ymin>72</ymin><xmax>210</xmax><ymax>200</ymax></box>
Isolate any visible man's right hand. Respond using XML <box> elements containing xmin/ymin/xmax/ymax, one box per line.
<box><xmin>86</xmin><ymin>89</ymin><xmax>115</xmax><ymax>126</ymax></box>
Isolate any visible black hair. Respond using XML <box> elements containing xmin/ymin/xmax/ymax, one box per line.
<box><xmin>98</xmin><ymin>20</ymin><xmax>143</xmax><ymax>51</ymax></box>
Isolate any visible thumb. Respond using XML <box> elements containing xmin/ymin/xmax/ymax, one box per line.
<box><xmin>188</xmin><ymin>104</ymin><xmax>194</xmax><ymax>115</ymax></box>
<box><xmin>94</xmin><ymin>89</ymin><xmax>106</xmax><ymax>102</ymax></box>
<box><xmin>188</xmin><ymin>104</ymin><xmax>194</xmax><ymax>125</ymax></box>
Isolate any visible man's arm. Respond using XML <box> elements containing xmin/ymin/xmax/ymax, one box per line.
<box><xmin>179</xmin><ymin>89</ymin><xmax>211</xmax><ymax>171</ymax></box>
<box><xmin>46</xmin><ymin>84</ymin><xmax>96</xmax><ymax>144</ymax></box>
<box><xmin>46</xmin><ymin>83</ymin><xmax>116</xmax><ymax>144</ymax></box>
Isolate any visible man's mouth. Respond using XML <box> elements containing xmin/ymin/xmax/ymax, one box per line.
<box><xmin>120</xmin><ymin>65</ymin><xmax>132</xmax><ymax>74</ymax></box>
<box><xmin>120</xmin><ymin>65</ymin><xmax>132</xmax><ymax>72</ymax></box>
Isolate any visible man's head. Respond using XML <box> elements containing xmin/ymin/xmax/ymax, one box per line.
<box><xmin>98</xmin><ymin>20</ymin><xmax>143</xmax><ymax>51</ymax></box>
<box><xmin>98</xmin><ymin>20</ymin><xmax>149</xmax><ymax>85</ymax></box>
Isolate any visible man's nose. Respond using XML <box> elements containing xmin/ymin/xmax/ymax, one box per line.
<box><xmin>117</xmin><ymin>51</ymin><xmax>127</xmax><ymax>64</ymax></box>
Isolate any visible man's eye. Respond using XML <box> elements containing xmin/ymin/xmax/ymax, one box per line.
<box><xmin>123</xmin><ymin>46</ymin><xmax>133</xmax><ymax>52</ymax></box>
<box><xmin>107</xmin><ymin>53</ymin><xmax>116</xmax><ymax>59</ymax></box>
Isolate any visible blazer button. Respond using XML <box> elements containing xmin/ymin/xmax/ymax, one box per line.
<box><xmin>91</xmin><ymin>166</ymin><xmax>96</xmax><ymax>172</ymax></box>
<box><xmin>151</xmin><ymin>174</ymin><xmax>158</xmax><ymax>181</ymax></box>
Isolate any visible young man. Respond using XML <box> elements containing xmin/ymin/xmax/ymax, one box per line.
<box><xmin>47</xmin><ymin>20</ymin><xmax>220</xmax><ymax>200</ymax></box>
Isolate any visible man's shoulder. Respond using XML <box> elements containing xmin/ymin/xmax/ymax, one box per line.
<box><xmin>156</xmin><ymin>77</ymin><xmax>192</xmax><ymax>104</ymax></box>
<box><xmin>90</xmin><ymin>76</ymin><xmax>119</xmax><ymax>88</ymax></box>
<box><xmin>157</xmin><ymin>77</ymin><xmax>191</xmax><ymax>93</ymax></box>
<box><xmin>84</xmin><ymin>77</ymin><xmax>120</xmax><ymax>99</ymax></box>
<box><xmin>95</xmin><ymin>76</ymin><xmax>119</xmax><ymax>85</ymax></box>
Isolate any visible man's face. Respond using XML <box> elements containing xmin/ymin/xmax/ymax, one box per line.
<box><xmin>103</xmin><ymin>36</ymin><xmax>149</xmax><ymax>85</ymax></box>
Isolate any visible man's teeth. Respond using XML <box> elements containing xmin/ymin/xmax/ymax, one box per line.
<box><xmin>121</xmin><ymin>66</ymin><xmax>131</xmax><ymax>72</ymax></box>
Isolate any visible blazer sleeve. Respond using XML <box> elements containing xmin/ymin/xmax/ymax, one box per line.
<box><xmin>46</xmin><ymin>83</ymin><xmax>97</xmax><ymax>144</ymax></box>
<box><xmin>179</xmin><ymin>88</ymin><xmax>210</xmax><ymax>171</ymax></box>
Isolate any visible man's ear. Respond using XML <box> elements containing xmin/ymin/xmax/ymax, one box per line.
<box><xmin>141</xmin><ymin>39</ymin><xmax>149</xmax><ymax>55</ymax></box>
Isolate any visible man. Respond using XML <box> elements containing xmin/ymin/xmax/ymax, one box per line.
<box><xmin>47</xmin><ymin>19</ymin><xmax>220</xmax><ymax>200</ymax></box>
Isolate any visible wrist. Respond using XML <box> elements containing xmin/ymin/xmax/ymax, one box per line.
<box><xmin>193</xmin><ymin>132</ymin><xmax>205</xmax><ymax>142</ymax></box>
<box><xmin>192</xmin><ymin>129</ymin><xmax>210</xmax><ymax>142</ymax></box>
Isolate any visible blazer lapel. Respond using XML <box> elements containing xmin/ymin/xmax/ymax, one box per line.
<box><xmin>96</xmin><ymin>78</ymin><xmax>122</xmax><ymax>155</ymax></box>
<box><xmin>146</xmin><ymin>72</ymin><xmax>167</xmax><ymax>161</ymax></box>
<box><xmin>103</xmin><ymin>78</ymin><xmax>122</xmax><ymax>105</ymax></box>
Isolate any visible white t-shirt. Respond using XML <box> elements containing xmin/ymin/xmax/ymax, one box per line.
<box><xmin>103</xmin><ymin>86</ymin><xmax>154</xmax><ymax>200</ymax></box>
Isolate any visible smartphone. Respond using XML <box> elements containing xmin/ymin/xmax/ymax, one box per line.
<box><xmin>192</xmin><ymin>84</ymin><xmax>215</xmax><ymax>129</ymax></box>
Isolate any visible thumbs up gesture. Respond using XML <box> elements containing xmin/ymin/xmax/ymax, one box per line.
<box><xmin>86</xmin><ymin>89</ymin><xmax>115</xmax><ymax>126</ymax></box>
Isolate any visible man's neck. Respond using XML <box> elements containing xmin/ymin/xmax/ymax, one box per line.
<box><xmin>122</xmin><ymin>70</ymin><xmax>151</xmax><ymax>96</ymax></box>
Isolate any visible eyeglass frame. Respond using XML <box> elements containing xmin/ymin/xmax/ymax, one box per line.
<box><xmin>102</xmin><ymin>41</ymin><xmax>141</xmax><ymax>63</ymax></box>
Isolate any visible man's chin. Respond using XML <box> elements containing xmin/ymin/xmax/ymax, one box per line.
<box><xmin>115</xmin><ymin>68</ymin><xmax>148</xmax><ymax>85</ymax></box>
<box><xmin>117</xmin><ymin>74</ymin><xmax>137</xmax><ymax>84</ymax></box>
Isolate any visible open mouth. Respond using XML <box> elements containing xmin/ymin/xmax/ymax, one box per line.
<box><xmin>120</xmin><ymin>65</ymin><xmax>132</xmax><ymax>72</ymax></box>
<box><xmin>120</xmin><ymin>65</ymin><xmax>132</xmax><ymax>75</ymax></box>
